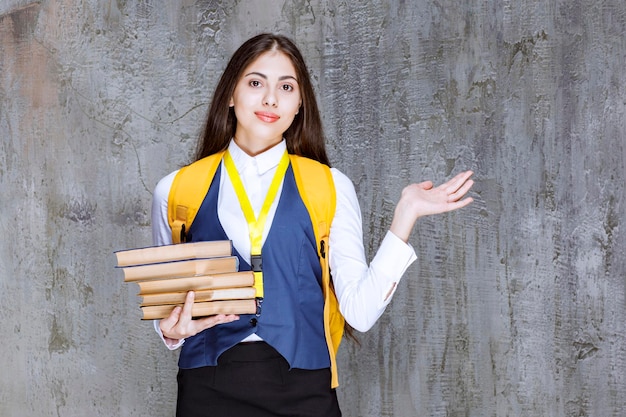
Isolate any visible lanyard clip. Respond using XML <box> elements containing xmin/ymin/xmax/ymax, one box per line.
<box><xmin>250</xmin><ymin>254</ymin><xmax>263</xmax><ymax>272</ymax></box>
<box><xmin>255</xmin><ymin>298</ymin><xmax>263</xmax><ymax>317</ymax></box>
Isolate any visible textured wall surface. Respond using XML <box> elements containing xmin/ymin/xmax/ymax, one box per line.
<box><xmin>1</xmin><ymin>1</ymin><xmax>625</xmax><ymax>416</ymax></box>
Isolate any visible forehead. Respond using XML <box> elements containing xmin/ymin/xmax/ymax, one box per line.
<box><xmin>242</xmin><ymin>50</ymin><xmax>298</xmax><ymax>78</ymax></box>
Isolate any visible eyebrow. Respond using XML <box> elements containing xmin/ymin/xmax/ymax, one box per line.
<box><xmin>244</xmin><ymin>71</ymin><xmax>298</xmax><ymax>82</ymax></box>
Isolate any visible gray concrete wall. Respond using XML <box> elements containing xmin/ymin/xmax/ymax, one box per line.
<box><xmin>1</xmin><ymin>1</ymin><xmax>624</xmax><ymax>416</ymax></box>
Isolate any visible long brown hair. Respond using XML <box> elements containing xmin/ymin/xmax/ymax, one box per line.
<box><xmin>195</xmin><ymin>33</ymin><xmax>330</xmax><ymax>166</ymax></box>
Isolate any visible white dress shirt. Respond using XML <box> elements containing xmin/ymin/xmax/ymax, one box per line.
<box><xmin>151</xmin><ymin>140</ymin><xmax>417</xmax><ymax>349</ymax></box>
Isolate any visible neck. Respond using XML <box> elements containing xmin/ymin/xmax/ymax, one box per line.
<box><xmin>233</xmin><ymin>136</ymin><xmax>282</xmax><ymax>157</ymax></box>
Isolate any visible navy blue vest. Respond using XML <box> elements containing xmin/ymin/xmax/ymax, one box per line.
<box><xmin>178</xmin><ymin>164</ymin><xmax>331</xmax><ymax>370</ymax></box>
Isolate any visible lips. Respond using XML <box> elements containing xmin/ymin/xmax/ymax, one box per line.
<box><xmin>255</xmin><ymin>111</ymin><xmax>280</xmax><ymax>123</ymax></box>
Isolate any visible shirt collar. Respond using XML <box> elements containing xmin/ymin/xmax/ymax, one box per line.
<box><xmin>227</xmin><ymin>139</ymin><xmax>287</xmax><ymax>176</ymax></box>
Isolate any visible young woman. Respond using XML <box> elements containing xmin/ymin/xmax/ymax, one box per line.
<box><xmin>151</xmin><ymin>33</ymin><xmax>474</xmax><ymax>417</ymax></box>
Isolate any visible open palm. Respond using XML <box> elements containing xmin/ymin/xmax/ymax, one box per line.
<box><xmin>390</xmin><ymin>170</ymin><xmax>474</xmax><ymax>242</ymax></box>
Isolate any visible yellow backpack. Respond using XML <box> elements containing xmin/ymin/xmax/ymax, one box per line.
<box><xmin>167</xmin><ymin>151</ymin><xmax>345</xmax><ymax>388</ymax></box>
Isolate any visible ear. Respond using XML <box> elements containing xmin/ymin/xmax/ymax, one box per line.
<box><xmin>229</xmin><ymin>98</ymin><xmax>234</xmax><ymax>107</ymax></box>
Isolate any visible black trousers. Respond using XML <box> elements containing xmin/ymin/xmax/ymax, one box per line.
<box><xmin>176</xmin><ymin>342</ymin><xmax>342</xmax><ymax>417</ymax></box>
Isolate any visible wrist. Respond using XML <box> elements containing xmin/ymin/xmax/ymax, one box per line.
<box><xmin>390</xmin><ymin>207</ymin><xmax>419</xmax><ymax>243</ymax></box>
<box><xmin>163</xmin><ymin>335</ymin><xmax>180</xmax><ymax>344</ymax></box>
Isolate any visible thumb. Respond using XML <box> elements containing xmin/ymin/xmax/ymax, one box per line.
<box><xmin>180</xmin><ymin>291</ymin><xmax>196</xmax><ymax>319</ymax></box>
<box><xmin>417</xmin><ymin>180</ymin><xmax>433</xmax><ymax>190</ymax></box>
<box><xmin>160</xmin><ymin>305</ymin><xmax>182</xmax><ymax>333</ymax></box>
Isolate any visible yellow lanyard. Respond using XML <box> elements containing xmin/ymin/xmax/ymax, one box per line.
<box><xmin>223</xmin><ymin>149</ymin><xmax>290</xmax><ymax>299</ymax></box>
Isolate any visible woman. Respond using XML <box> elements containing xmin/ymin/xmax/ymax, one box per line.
<box><xmin>151</xmin><ymin>33</ymin><xmax>473</xmax><ymax>417</ymax></box>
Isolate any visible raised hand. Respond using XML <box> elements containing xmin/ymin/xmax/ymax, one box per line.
<box><xmin>390</xmin><ymin>170</ymin><xmax>474</xmax><ymax>242</ymax></box>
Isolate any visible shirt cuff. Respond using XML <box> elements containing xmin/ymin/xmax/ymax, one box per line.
<box><xmin>372</xmin><ymin>230</ymin><xmax>417</xmax><ymax>301</ymax></box>
<box><xmin>153</xmin><ymin>320</ymin><xmax>185</xmax><ymax>350</ymax></box>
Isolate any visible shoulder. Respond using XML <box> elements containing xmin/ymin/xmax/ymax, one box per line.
<box><xmin>330</xmin><ymin>167</ymin><xmax>355</xmax><ymax>195</ymax></box>
<box><xmin>330</xmin><ymin>167</ymin><xmax>361</xmax><ymax>221</ymax></box>
<box><xmin>288</xmin><ymin>155</ymin><xmax>356</xmax><ymax>199</ymax></box>
<box><xmin>156</xmin><ymin>152</ymin><xmax>224</xmax><ymax>199</ymax></box>
<box><xmin>153</xmin><ymin>170</ymin><xmax>179</xmax><ymax>202</ymax></box>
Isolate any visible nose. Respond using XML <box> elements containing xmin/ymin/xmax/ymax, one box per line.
<box><xmin>263</xmin><ymin>91</ymin><xmax>277</xmax><ymax>107</ymax></box>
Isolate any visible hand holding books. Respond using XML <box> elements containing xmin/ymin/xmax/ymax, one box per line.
<box><xmin>158</xmin><ymin>290</ymin><xmax>243</xmax><ymax>343</ymax></box>
<box><xmin>115</xmin><ymin>241</ymin><xmax>257</xmax><ymax>320</ymax></box>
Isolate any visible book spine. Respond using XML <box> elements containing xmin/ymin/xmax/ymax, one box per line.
<box><xmin>122</xmin><ymin>257</ymin><xmax>238</xmax><ymax>282</ymax></box>
<box><xmin>140</xmin><ymin>299</ymin><xmax>257</xmax><ymax>320</ymax></box>
<box><xmin>115</xmin><ymin>240</ymin><xmax>232</xmax><ymax>267</ymax></box>
<box><xmin>136</xmin><ymin>271</ymin><xmax>255</xmax><ymax>295</ymax></box>
<box><xmin>139</xmin><ymin>287</ymin><xmax>256</xmax><ymax>306</ymax></box>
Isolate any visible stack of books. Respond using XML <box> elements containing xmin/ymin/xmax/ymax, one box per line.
<box><xmin>115</xmin><ymin>240</ymin><xmax>257</xmax><ymax>320</ymax></box>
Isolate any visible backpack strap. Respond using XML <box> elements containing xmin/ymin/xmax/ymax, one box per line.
<box><xmin>167</xmin><ymin>151</ymin><xmax>225</xmax><ymax>244</ymax></box>
<box><xmin>289</xmin><ymin>154</ymin><xmax>344</xmax><ymax>389</ymax></box>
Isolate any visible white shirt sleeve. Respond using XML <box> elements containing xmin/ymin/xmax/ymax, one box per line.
<box><xmin>329</xmin><ymin>168</ymin><xmax>417</xmax><ymax>332</ymax></box>
<box><xmin>151</xmin><ymin>170</ymin><xmax>185</xmax><ymax>350</ymax></box>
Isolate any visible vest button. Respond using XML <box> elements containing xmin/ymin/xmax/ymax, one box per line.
<box><xmin>249</xmin><ymin>318</ymin><xmax>257</xmax><ymax>327</ymax></box>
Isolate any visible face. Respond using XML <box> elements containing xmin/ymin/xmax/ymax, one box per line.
<box><xmin>230</xmin><ymin>50</ymin><xmax>302</xmax><ymax>155</ymax></box>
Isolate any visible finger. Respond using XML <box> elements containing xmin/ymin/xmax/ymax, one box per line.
<box><xmin>417</xmin><ymin>180</ymin><xmax>434</xmax><ymax>190</ymax></box>
<box><xmin>160</xmin><ymin>304</ymin><xmax>182</xmax><ymax>328</ymax></box>
<box><xmin>448</xmin><ymin>179</ymin><xmax>474</xmax><ymax>202</ymax></box>
<box><xmin>209</xmin><ymin>314</ymin><xmax>240</xmax><ymax>326</ymax></box>
<box><xmin>439</xmin><ymin>195</ymin><xmax>474</xmax><ymax>213</ymax></box>
<box><xmin>180</xmin><ymin>291</ymin><xmax>196</xmax><ymax>320</ymax></box>
<box><xmin>214</xmin><ymin>314</ymin><xmax>240</xmax><ymax>322</ymax></box>
<box><xmin>442</xmin><ymin>171</ymin><xmax>473</xmax><ymax>195</ymax></box>
<box><xmin>193</xmin><ymin>314</ymin><xmax>240</xmax><ymax>333</ymax></box>
<box><xmin>450</xmin><ymin>196</ymin><xmax>474</xmax><ymax>210</ymax></box>
<box><xmin>452</xmin><ymin>170</ymin><xmax>473</xmax><ymax>188</ymax></box>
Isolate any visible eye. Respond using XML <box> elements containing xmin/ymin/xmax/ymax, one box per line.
<box><xmin>281</xmin><ymin>84</ymin><xmax>294</xmax><ymax>92</ymax></box>
<box><xmin>249</xmin><ymin>80</ymin><xmax>262</xmax><ymax>88</ymax></box>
